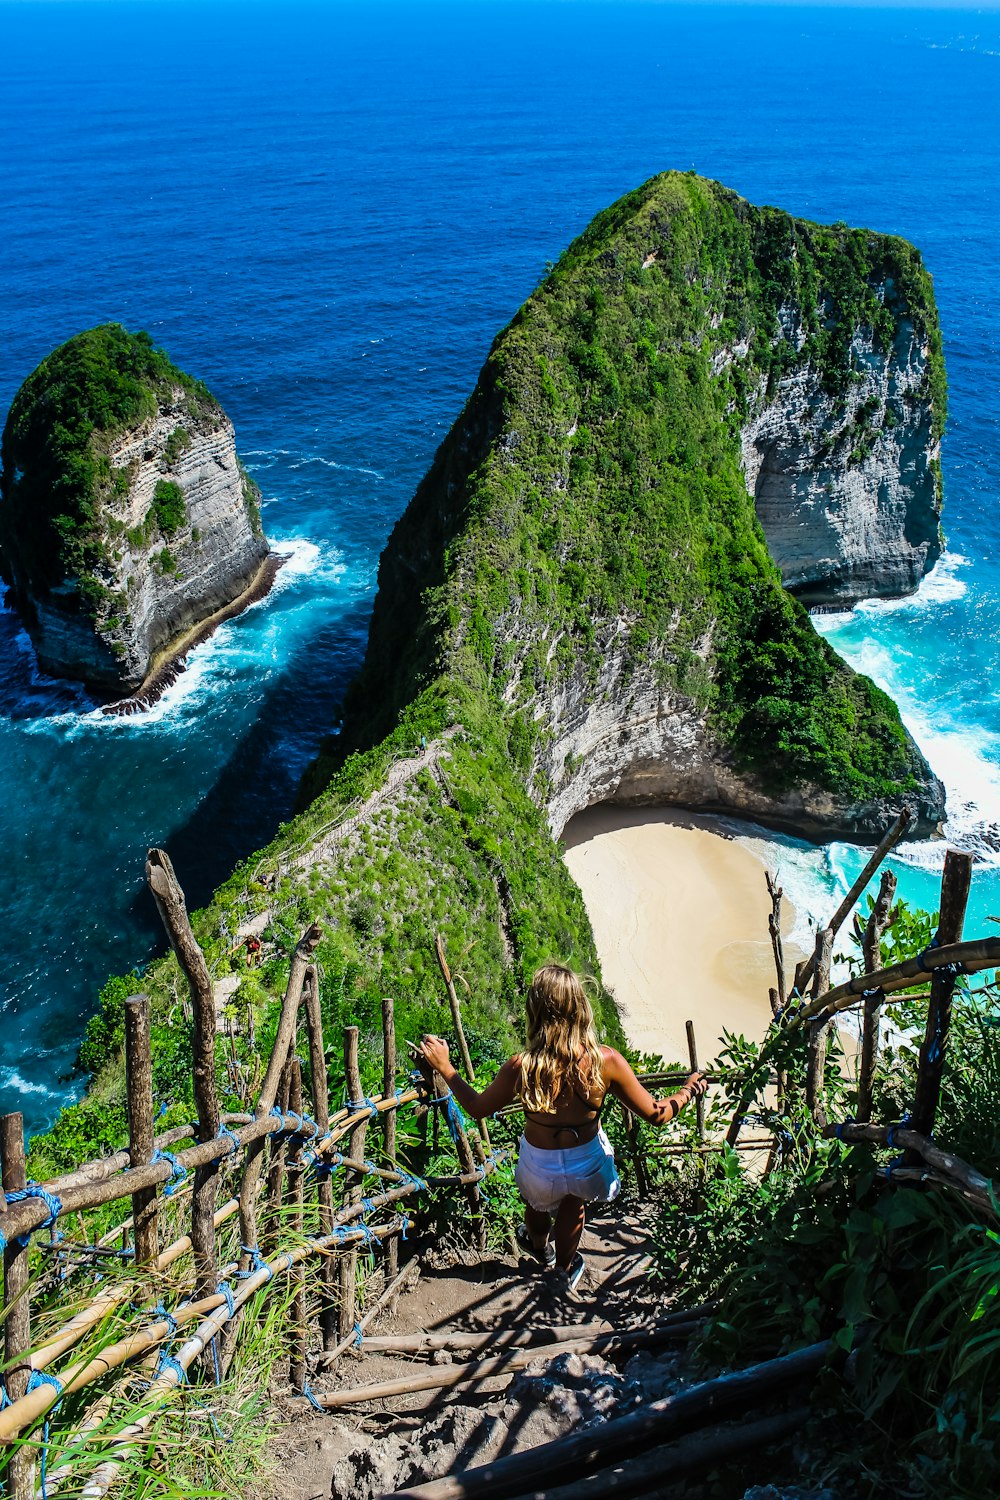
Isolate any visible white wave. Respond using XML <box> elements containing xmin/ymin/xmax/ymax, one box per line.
<box><xmin>20</xmin><ymin>538</ymin><xmax>348</xmax><ymax>736</ymax></box>
<box><xmin>0</xmin><ymin>1068</ymin><xmax>57</xmax><ymax>1098</ymax></box>
<box><xmin>287</xmin><ymin>455</ymin><xmax>385</xmax><ymax>479</ymax></box>
<box><xmin>853</xmin><ymin>552</ymin><xmax>970</xmax><ymax>616</ymax></box>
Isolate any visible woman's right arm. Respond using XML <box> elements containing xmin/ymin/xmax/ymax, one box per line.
<box><xmin>604</xmin><ymin>1048</ymin><xmax>707</xmax><ymax>1126</ymax></box>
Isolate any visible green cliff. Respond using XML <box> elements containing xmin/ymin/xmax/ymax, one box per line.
<box><xmin>0</xmin><ymin>325</ymin><xmax>268</xmax><ymax>695</ymax></box>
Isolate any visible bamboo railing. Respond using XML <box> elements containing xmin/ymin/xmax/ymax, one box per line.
<box><xmin>0</xmin><ymin>849</ymin><xmax>507</xmax><ymax>1500</ymax></box>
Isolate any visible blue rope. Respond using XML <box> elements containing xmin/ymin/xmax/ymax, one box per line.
<box><xmin>915</xmin><ymin>932</ymin><xmax>942</xmax><ymax>973</ymax></box>
<box><xmin>431</xmin><ymin>1093</ymin><xmax>467</xmax><ymax>1145</ymax></box>
<box><xmin>236</xmin><ymin>1244</ymin><xmax>274</xmax><ymax>1283</ymax></box>
<box><xmin>361</xmin><ymin>1197</ymin><xmax>377</xmax><ymax>1215</ymax></box>
<box><xmin>3</xmin><ymin>1183</ymin><xmax>63</xmax><ymax>1247</ymax></box>
<box><xmin>155</xmin><ymin>1101</ymin><xmax>168</xmax><ymax>1119</ymax></box>
<box><xmin>152</xmin><ymin>1149</ymin><xmax>188</xmax><ymax>1197</ymax></box>
<box><xmin>217</xmin><ymin>1125</ymin><xmax>241</xmax><ymax>1156</ymax></box>
<box><xmin>155</xmin><ymin>1350</ymin><xmax>188</xmax><ymax>1384</ymax></box>
<box><xmin>397</xmin><ymin>1169</ymin><xmax>428</xmax><ymax>1192</ymax></box>
<box><xmin>348</xmin><ymin>1096</ymin><xmax>380</xmax><ymax>1119</ymax></box>
<box><xmin>154</xmin><ymin>1302</ymin><xmax>178</xmax><ymax>1339</ymax></box>
<box><xmin>27</xmin><ymin>1371</ymin><xmax>63</xmax><ymax>1500</ymax></box>
<box><xmin>210</xmin><ymin>1336</ymin><xmax>222</xmax><ymax>1385</ymax></box>
<box><xmin>353</xmin><ymin>1322</ymin><xmax>364</xmax><ymax>1349</ymax></box>
<box><xmin>400</xmin><ymin>1213</ymin><xmax>411</xmax><ymax>1241</ymax></box>
<box><xmin>0</xmin><ymin>1383</ymin><xmax>9</xmax><ymax>1410</ymax></box>
<box><xmin>300</xmin><ymin>1383</ymin><xmax>327</xmax><ymax>1413</ymax></box>
<box><xmin>0</xmin><ymin>1226</ymin><xmax>6</xmax><ymax>1255</ymax></box>
<box><xmin>284</xmin><ymin>1110</ymin><xmax>305</xmax><ymax>1135</ymax></box>
<box><xmin>217</xmin><ymin>1281</ymin><xmax>236</xmax><ymax>1319</ymax></box>
<box><xmin>296</xmin><ymin>1114</ymin><xmax>320</xmax><ymax>1140</ymax></box>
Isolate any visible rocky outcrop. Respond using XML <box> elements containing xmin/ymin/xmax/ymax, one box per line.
<box><xmin>326</xmin><ymin>173</ymin><xmax>948</xmax><ymax>846</ymax></box>
<box><xmin>739</xmin><ymin>313</ymin><xmax>942</xmax><ymax>607</ymax></box>
<box><xmin>539</xmin><ymin>635</ymin><xmax>944</xmax><ymax>843</ymax></box>
<box><xmin>0</xmin><ymin>326</ymin><xmax>269</xmax><ymax>697</ymax></box>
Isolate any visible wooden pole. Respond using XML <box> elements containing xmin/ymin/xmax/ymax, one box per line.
<box><xmin>910</xmin><ymin>850</ymin><xmax>974</xmax><ymax>1143</ymax></box>
<box><xmin>1</xmin><ymin>1113</ymin><xmax>32</xmax><ymax>1500</ymax></box>
<box><xmin>857</xmin><ymin>870</ymin><xmax>897</xmax><ymax>1123</ymax></box>
<box><xmin>264</xmin><ymin>1059</ymin><xmax>294</xmax><ymax>1247</ymax></box>
<box><xmin>318</xmin><ymin>1256</ymin><xmax>420</xmax><ymax>1367</ymax></box>
<box><xmin>309</xmin><ymin>1325</ymin><xmax>706</xmax><ymax>1408</ymax></box>
<box><xmin>339</xmin><ymin>1025</ymin><xmax>366</xmax><ymax>1341</ymax></box>
<box><xmin>765</xmin><ymin>872</ymin><xmax>786</xmax><ymax>1002</ymax></box>
<box><xmin>435</xmin><ymin>934</ymin><xmax>489</xmax><ymax>1161</ymax></box>
<box><xmin>428</xmin><ymin>1063</ymin><xmax>485</xmax><ymax>1250</ymax></box>
<box><xmin>685</xmin><ymin>1020</ymin><xmax>705</xmax><ymax>1142</ymax></box>
<box><xmin>287</xmin><ymin>1057</ymin><xmax>307</xmax><ymax>1393</ymax></box>
<box><xmin>145</xmin><ymin>849</ymin><xmax>220</xmax><ymax>1301</ymax></box>
<box><xmin>123</xmin><ymin>995</ymin><xmax>159</xmax><ymax>1265</ymax></box>
<box><xmin>793</xmin><ymin>809</ymin><xmax>911</xmax><ymax>996</ymax></box>
<box><xmin>303</xmin><ymin>965</ymin><xmax>337</xmax><ymax>1349</ymax></box>
<box><xmin>365</xmin><ymin>1341</ymin><xmax>831</xmax><ymax>1500</ymax></box>
<box><xmin>805</xmin><ymin>928</ymin><xmax>834</xmax><ymax>1127</ymax></box>
<box><xmin>239</xmin><ymin>921</ymin><xmax>322</xmax><ymax>1274</ymax></box>
<box><xmin>382</xmin><ymin>992</ymin><xmax>400</xmax><ymax>1284</ymax></box>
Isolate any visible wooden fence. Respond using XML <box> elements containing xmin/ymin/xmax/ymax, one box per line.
<box><xmin>0</xmin><ymin>850</ymin><xmax>507</xmax><ymax>1499</ymax></box>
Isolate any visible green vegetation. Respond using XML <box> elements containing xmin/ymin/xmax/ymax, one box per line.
<box><xmin>325</xmin><ymin>172</ymin><xmax>942</xmax><ymax>805</ymax></box>
<box><xmin>648</xmin><ymin>899</ymin><xmax>1000</xmax><ymax>1499</ymax></box>
<box><xmin>152</xmin><ymin>479</ymin><xmax>186</xmax><ymax>537</ymax></box>
<box><xmin>0</xmin><ymin>325</ymin><xmax>217</xmax><ymax>612</ymax></box>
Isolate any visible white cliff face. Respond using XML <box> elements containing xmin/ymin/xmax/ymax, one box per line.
<box><xmin>536</xmin><ymin>637</ymin><xmax>944</xmax><ymax>845</ymax></box>
<box><xmin>739</xmin><ymin>315</ymin><xmax>941</xmax><ymax>607</ymax></box>
<box><xmin>28</xmin><ymin>389</ymin><xmax>268</xmax><ymax>694</ymax></box>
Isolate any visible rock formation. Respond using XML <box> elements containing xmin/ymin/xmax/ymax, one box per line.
<box><xmin>321</xmin><ymin>173</ymin><xmax>946</xmax><ymax>843</ymax></box>
<box><xmin>0</xmin><ymin>325</ymin><xmax>270</xmax><ymax>698</ymax></box>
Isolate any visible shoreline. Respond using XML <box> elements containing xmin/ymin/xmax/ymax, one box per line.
<box><xmin>563</xmin><ymin>804</ymin><xmax>805</xmax><ymax>1067</ymax></box>
<box><xmin>101</xmin><ymin>552</ymin><xmax>285</xmax><ymax>717</ymax></box>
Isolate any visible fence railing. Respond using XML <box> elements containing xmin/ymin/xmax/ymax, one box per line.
<box><xmin>0</xmin><ymin>849</ymin><xmax>506</xmax><ymax>1500</ymax></box>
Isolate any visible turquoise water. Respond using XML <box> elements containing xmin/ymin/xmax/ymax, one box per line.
<box><xmin>1</xmin><ymin>2</ymin><xmax>998</xmax><ymax>1133</ymax></box>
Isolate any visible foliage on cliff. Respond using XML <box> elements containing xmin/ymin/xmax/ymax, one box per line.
<box><xmin>0</xmin><ymin>324</ymin><xmax>217</xmax><ymax>611</ymax></box>
<box><xmin>322</xmin><ymin>171</ymin><xmax>943</xmax><ymax>806</ymax></box>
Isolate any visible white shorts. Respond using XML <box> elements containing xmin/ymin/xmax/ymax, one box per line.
<box><xmin>514</xmin><ymin>1128</ymin><xmax>621</xmax><ymax>1214</ymax></box>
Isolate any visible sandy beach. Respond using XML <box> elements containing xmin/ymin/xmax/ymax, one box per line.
<box><xmin>563</xmin><ymin>805</ymin><xmax>803</xmax><ymax>1068</ymax></box>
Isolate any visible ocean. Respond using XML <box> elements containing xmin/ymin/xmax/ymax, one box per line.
<box><xmin>1</xmin><ymin>0</ymin><xmax>998</xmax><ymax>1135</ymax></box>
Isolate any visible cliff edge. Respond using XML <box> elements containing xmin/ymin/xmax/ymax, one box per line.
<box><xmin>0</xmin><ymin>325</ymin><xmax>269</xmax><ymax>697</ymax></box>
<box><xmin>316</xmin><ymin>173</ymin><xmax>945</xmax><ymax>842</ymax></box>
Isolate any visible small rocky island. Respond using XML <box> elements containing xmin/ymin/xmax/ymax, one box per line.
<box><xmin>0</xmin><ymin>325</ymin><xmax>271</xmax><ymax>703</ymax></box>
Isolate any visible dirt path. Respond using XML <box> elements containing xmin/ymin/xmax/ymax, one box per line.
<box><xmin>267</xmin><ymin>1209</ymin><xmax>688</xmax><ymax>1500</ymax></box>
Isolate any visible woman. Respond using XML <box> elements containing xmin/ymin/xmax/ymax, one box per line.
<box><xmin>419</xmin><ymin>962</ymin><xmax>707</xmax><ymax>1291</ymax></box>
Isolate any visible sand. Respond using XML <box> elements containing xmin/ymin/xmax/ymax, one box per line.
<box><xmin>563</xmin><ymin>805</ymin><xmax>803</xmax><ymax>1068</ymax></box>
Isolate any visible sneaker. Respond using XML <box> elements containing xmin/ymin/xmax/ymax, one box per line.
<box><xmin>516</xmin><ymin>1221</ymin><xmax>556</xmax><ymax>1268</ymax></box>
<box><xmin>565</xmin><ymin>1251</ymin><xmax>586</xmax><ymax>1292</ymax></box>
<box><xmin>547</xmin><ymin>1252</ymin><xmax>587</xmax><ymax>1297</ymax></box>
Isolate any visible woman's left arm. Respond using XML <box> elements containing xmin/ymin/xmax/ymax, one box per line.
<box><xmin>418</xmin><ymin>1036</ymin><xmax>519</xmax><ymax>1119</ymax></box>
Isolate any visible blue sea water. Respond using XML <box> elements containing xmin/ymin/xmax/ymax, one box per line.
<box><xmin>1</xmin><ymin>1</ymin><xmax>999</xmax><ymax>1134</ymax></box>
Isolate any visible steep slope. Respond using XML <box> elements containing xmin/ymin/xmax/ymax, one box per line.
<box><xmin>0</xmin><ymin>325</ymin><xmax>269</xmax><ymax>696</ymax></box>
<box><xmin>317</xmin><ymin>172</ymin><xmax>945</xmax><ymax>841</ymax></box>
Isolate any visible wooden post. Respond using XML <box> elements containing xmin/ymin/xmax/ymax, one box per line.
<box><xmin>264</xmin><ymin>1059</ymin><xmax>294</xmax><ymax>1247</ymax></box>
<box><xmin>857</xmin><ymin>870</ymin><xmax>897</xmax><ymax>1123</ymax></box>
<box><xmin>793</xmin><ymin>809</ymin><xmax>911</xmax><ymax>996</ymax></box>
<box><xmin>428</xmin><ymin>1064</ymin><xmax>486</xmax><ymax>1251</ymax></box>
<box><xmin>1</xmin><ymin>1113</ymin><xmax>32</xmax><ymax>1500</ymax></box>
<box><xmin>910</xmin><ymin>850</ymin><xmax>974</xmax><ymax>1142</ymax></box>
<box><xmin>124</xmin><ymin>995</ymin><xmax>159</xmax><ymax>1265</ymax></box>
<box><xmin>303</xmin><ymin>965</ymin><xmax>337</xmax><ymax>1349</ymax></box>
<box><xmin>287</xmin><ymin>1057</ymin><xmax>307</xmax><ymax>1393</ymax></box>
<box><xmin>145</xmin><ymin>849</ymin><xmax>219</xmax><ymax>1301</ymax></box>
<box><xmin>435</xmin><ymin>934</ymin><xmax>489</xmax><ymax>1162</ymax></box>
<box><xmin>685</xmin><ymin>1020</ymin><xmax>706</xmax><ymax>1142</ymax></box>
<box><xmin>239</xmin><ymin>921</ymin><xmax>322</xmax><ymax>1275</ymax></box>
<box><xmin>339</xmin><ymin>1026</ymin><xmax>366</xmax><ymax>1341</ymax></box>
<box><xmin>382</xmin><ymin>993</ymin><xmax>400</xmax><ymax>1283</ymax></box>
<box><xmin>805</xmin><ymin>929</ymin><xmax>834</xmax><ymax>1127</ymax></box>
<box><xmin>765</xmin><ymin>873</ymin><xmax>786</xmax><ymax>1003</ymax></box>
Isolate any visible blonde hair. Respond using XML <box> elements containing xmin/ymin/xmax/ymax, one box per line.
<box><xmin>519</xmin><ymin>964</ymin><xmax>604</xmax><ymax>1115</ymax></box>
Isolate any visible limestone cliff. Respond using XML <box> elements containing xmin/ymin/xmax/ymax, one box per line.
<box><xmin>0</xmin><ymin>325</ymin><xmax>269</xmax><ymax>696</ymax></box>
<box><xmin>321</xmin><ymin>173</ymin><xmax>946</xmax><ymax>842</ymax></box>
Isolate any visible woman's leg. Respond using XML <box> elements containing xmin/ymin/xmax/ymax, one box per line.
<box><xmin>523</xmin><ymin>1204</ymin><xmax>551</xmax><ymax>1251</ymax></box>
<box><xmin>553</xmin><ymin>1195</ymin><xmax>585</xmax><ymax>1270</ymax></box>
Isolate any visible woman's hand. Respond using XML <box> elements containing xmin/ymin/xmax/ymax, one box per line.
<box><xmin>684</xmin><ymin>1071</ymin><xmax>708</xmax><ymax>1098</ymax></box>
<box><xmin>419</xmin><ymin>1034</ymin><xmax>453</xmax><ymax>1076</ymax></box>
